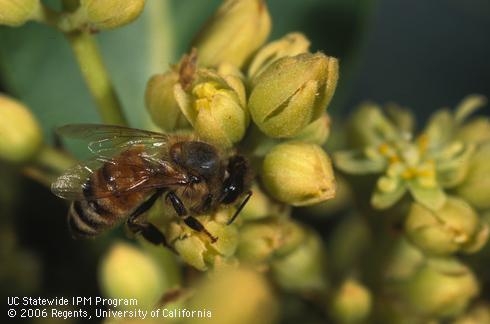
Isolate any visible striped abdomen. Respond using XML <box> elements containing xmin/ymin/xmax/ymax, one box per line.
<box><xmin>68</xmin><ymin>152</ymin><xmax>154</xmax><ymax>238</ymax></box>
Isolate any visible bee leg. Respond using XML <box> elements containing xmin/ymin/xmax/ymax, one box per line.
<box><xmin>127</xmin><ymin>191</ymin><xmax>174</xmax><ymax>250</ymax></box>
<box><xmin>184</xmin><ymin>216</ymin><xmax>218</xmax><ymax>243</ymax></box>
<box><xmin>127</xmin><ymin>221</ymin><xmax>174</xmax><ymax>252</ymax></box>
<box><xmin>166</xmin><ymin>191</ymin><xmax>218</xmax><ymax>243</ymax></box>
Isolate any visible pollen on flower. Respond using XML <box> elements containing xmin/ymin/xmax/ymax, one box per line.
<box><xmin>377</xmin><ymin>143</ymin><xmax>392</xmax><ymax>155</ymax></box>
<box><xmin>401</xmin><ymin>167</ymin><xmax>417</xmax><ymax>180</ymax></box>
<box><xmin>193</xmin><ymin>82</ymin><xmax>219</xmax><ymax>99</ymax></box>
<box><xmin>416</xmin><ymin>133</ymin><xmax>429</xmax><ymax>154</ymax></box>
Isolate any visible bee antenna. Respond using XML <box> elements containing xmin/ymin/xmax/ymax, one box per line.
<box><xmin>227</xmin><ymin>190</ymin><xmax>252</xmax><ymax>225</ymax></box>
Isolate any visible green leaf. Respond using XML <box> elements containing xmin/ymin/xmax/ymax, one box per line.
<box><xmin>0</xmin><ymin>0</ymin><xmax>174</xmax><ymax>149</ymax></box>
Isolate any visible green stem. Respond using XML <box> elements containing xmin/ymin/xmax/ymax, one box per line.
<box><xmin>23</xmin><ymin>145</ymin><xmax>76</xmax><ymax>188</ymax></box>
<box><xmin>65</xmin><ymin>31</ymin><xmax>128</xmax><ymax>125</ymax></box>
<box><xmin>35</xmin><ymin>145</ymin><xmax>75</xmax><ymax>173</ymax></box>
<box><xmin>32</xmin><ymin>2</ymin><xmax>128</xmax><ymax>125</ymax></box>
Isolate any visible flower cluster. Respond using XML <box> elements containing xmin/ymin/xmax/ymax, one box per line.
<box><xmin>333</xmin><ymin>96</ymin><xmax>490</xmax><ymax>320</ymax></box>
<box><xmin>143</xmin><ymin>0</ymin><xmax>338</xmax><ymax>289</ymax></box>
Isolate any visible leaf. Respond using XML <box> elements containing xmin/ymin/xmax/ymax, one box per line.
<box><xmin>0</xmin><ymin>0</ymin><xmax>174</xmax><ymax>151</ymax></box>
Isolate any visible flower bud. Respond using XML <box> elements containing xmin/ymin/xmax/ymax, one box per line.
<box><xmin>454</xmin><ymin>144</ymin><xmax>490</xmax><ymax>210</ymax></box>
<box><xmin>167</xmin><ymin>212</ymin><xmax>239</xmax><ymax>271</ymax></box>
<box><xmin>329</xmin><ymin>279</ymin><xmax>372</xmax><ymax>323</ymax></box>
<box><xmin>453</xmin><ymin>303</ymin><xmax>490</xmax><ymax>324</ymax></box>
<box><xmin>185</xmin><ymin>267</ymin><xmax>278</xmax><ymax>324</ymax></box>
<box><xmin>248</xmin><ymin>32</ymin><xmax>310</xmax><ymax>78</ymax></box>
<box><xmin>236</xmin><ymin>218</ymin><xmax>305</xmax><ymax>268</ymax></box>
<box><xmin>249</xmin><ymin>53</ymin><xmax>338</xmax><ymax>138</ymax></box>
<box><xmin>145</xmin><ymin>71</ymin><xmax>190</xmax><ymax>132</ymax></box>
<box><xmin>237</xmin><ymin>220</ymin><xmax>283</xmax><ymax>265</ymax></box>
<box><xmin>271</xmin><ymin>230</ymin><xmax>328</xmax><ymax>292</ymax></box>
<box><xmin>0</xmin><ymin>94</ymin><xmax>42</xmax><ymax>163</ymax></box>
<box><xmin>98</xmin><ymin>242</ymin><xmax>168</xmax><ymax>309</ymax></box>
<box><xmin>405</xmin><ymin>197</ymin><xmax>488</xmax><ymax>255</ymax></box>
<box><xmin>0</xmin><ymin>0</ymin><xmax>40</xmax><ymax>27</ymax></box>
<box><xmin>456</xmin><ymin>117</ymin><xmax>490</xmax><ymax>145</ymax></box>
<box><xmin>292</xmin><ymin>113</ymin><xmax>331</xmax><ymax>145</ymax></box>
<box><xmin>261</xmin><ymin>142</ymin><xmax>336</xmax><ymax>206</ymax></box>
<box><xmin>328</xmin><ymin>215</ymin><xmax>372</xmax><ymax>276</ymax></box>
<box><xmin>240</xmin><ymin>184</ymin><xmax>286</xmax><ymax>221</ymax></box>
<box><xmin>384</xmin><ymin>238</ymin><xmax>425</xmax><ymax>282</ymax></box>
<box><xmin>80</xmin><ymin>0</ymin><xmax>145</xmax><ymax>30</ymax></box>
<box><xmin>401</xmin><ymin>258</ymin><xmax>479</xmax><ymax>317</ymax></box>
<box><xmin>191</xmin><ymin>0</ymin><xmax>271</xmax><ymax>68</ymax></box>
<box><xmin>174</xmin><ymin>69</ymin><xmax>249</xmax><ymax>148</ymax></box>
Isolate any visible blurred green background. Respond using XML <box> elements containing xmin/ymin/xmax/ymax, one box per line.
<box><xmin>1</xmin><ymin>0</ymin><xmax>489</xmax><ymax>323</ymax></box>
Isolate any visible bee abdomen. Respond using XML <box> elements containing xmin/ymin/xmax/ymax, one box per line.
<box><xmin>68</xmin><ymin>200</ymin><xmax>114</xmax><ymax>238</ymax></box>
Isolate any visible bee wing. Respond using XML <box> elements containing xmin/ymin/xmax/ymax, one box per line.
<box><xmin>51</xmin><ymin>158</ymin><xmax>105</xmax><ymax>200</ymax></box>
<box><xmin>51</xmin><ymin>157</ymin><xmax>189</xmax><ymax>201</ymax></box>
<box><xmin>56</xmin><ymin>124</ymin><xmax>171</xmax><ymax>156</ymax></box>
<box><xmin>53</xmin><ymin>124</ymin><xmax>192</xmax><ymax>200</ymax></box>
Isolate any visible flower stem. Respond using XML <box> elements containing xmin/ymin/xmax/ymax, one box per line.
<box><xmin>65</xmin><ymin>31</ymin><xmax>128</xmax><ymax>125</ymax></box>
<box><xmin>35</xmin><ymin>145</ymin><xmax>75</xmax><ymax>173</ymax></box>
<box><xmin>23</xmin><ymin>145</ymin><xmax>76</xmax><ymax>188</ymax></box>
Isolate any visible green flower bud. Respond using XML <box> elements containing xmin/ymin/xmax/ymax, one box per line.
<box><xmin>240</xmin><ymin>184</ymin><xmax>287</xmax><ymax>221</ymax></box>
<box><xmin>328</xmin><ymin>215</ymin><xmax>372</xmax><ymax>276</ymax></box>
<box><xmin>271</xmin><ymin>230</ymin><xmax>328</xmax><ymax>292</ymax></box>
<box><xmin>167</xmin><ymin>212</ymin><xmax>239</xmax><ymax>271</ymax></box>
<box><xmin>329</xmin><ymin>279</ymin><xmax>372</xmax><ymax>324</ymax></box>
<box><xmin>145</xmin><ymin>71</ymin><xmax>190</xmax><ymax>132</ymax></box>
<box><xmin>80</xmin><ymin>0</ymin><xmax>145</xmax><ymax>30</ymax></box>
<box><xmin>456</xmin><ymin>117</ymin><xmax>490</xmax><ymax>145</ymax></box>
<box><xmin>185</xmin><ymin>267</ymin><xmax>278</xmax><ymax>324</ymax></box>
<box><xmin>236</xmin><ymin>218</ymin><xmax>305</xmax><ymax>267</ymax></box>
<box><xmin>0</xmin><ymin>94</ymin><xmax>42</xmax><ymax>163</ymax></box>
<box><xmin>174</xmin><ymin>69</ymin><xmax>249</xmax><ymax>148</ymax></box>
<box><xmin>292</xmin><ymin>113</ymin><xmax>331</xmax><ymax>145</ymax></box>
<box><xmin>191</xmin><ymin>0</ymin><xmax>271</xmax><ymax>68</ymax></box>
<box><xmin>454</xmin><ymin>144</ymin><xmax>490</xmax><ymax>210</ymax></box>
<box><xmin>249</xmin><ymin>53</ymin><xmax>338</xmax><ymax>138</ymax></box>
<box><xmin>401</xmin><ymin>258</ymin><xmax>479</xmax><ymax>317</ymax></box>
<box><xmin>453</xmin><ymin>303</ymin><xmax>490</xmax><ymax>324</ymax></box>
<box><xmin>98</xmin><ymin>242</ymin><xmax>168</xmax><ymax>309</ymax></box>
<box><xmin>384</xmin><ymin>238</ymin><xmax>425</xmax><ymax>281</ymax></box>
<box><xmin>405</xmin><ymin>197</ymin><xmax>487</xmax><ymax>255</ymax></box>
<box><xmin>248</xmin><ymin>32</ymin><xmax>310</xmax><ymax>78</ymax></box>
<box><xmin>261</xmin><ymin>141</ymin><xmax>336</xmax><ymax>206</ymax></box>
<box><xmin>237</xmin><ymin>220</ymin><xmax>283</xmax><ymax>266</ymax></box>
<box><xmin>0</xmin><ymin>0</ymin><xmax>40</xmax><ymax>27</ymax></box>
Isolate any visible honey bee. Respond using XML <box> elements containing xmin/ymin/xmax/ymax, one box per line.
<box><xmin>51</xmin><ymin>124</ymin><xmax>252</xmax><ymax>247</ymax></box>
